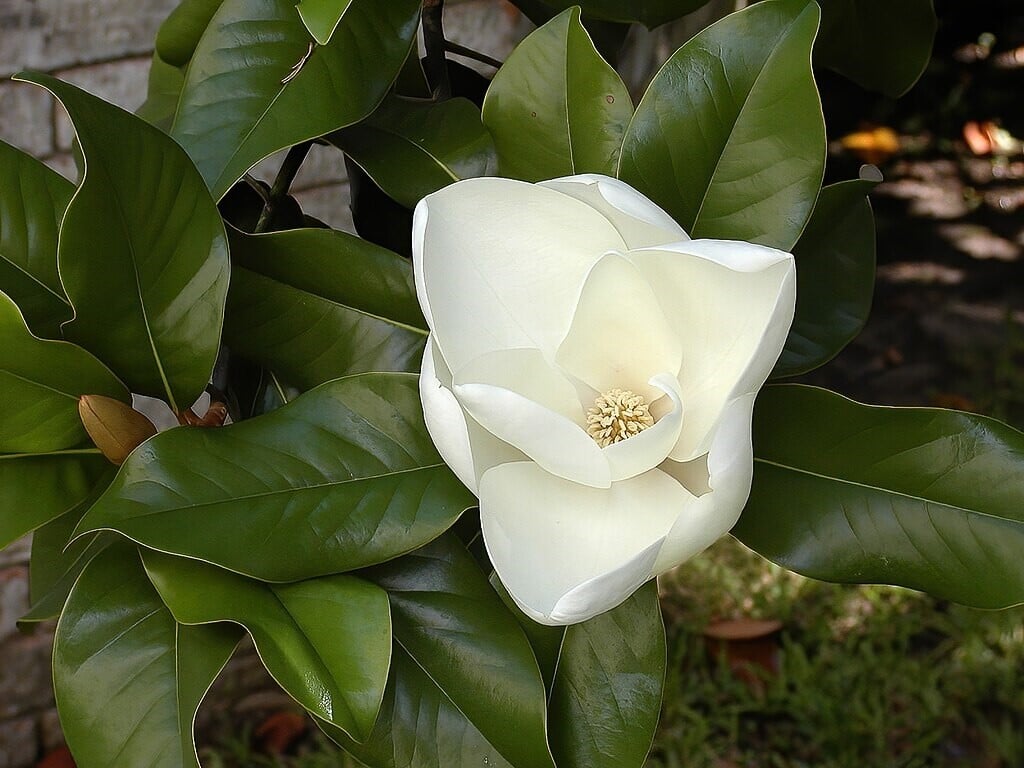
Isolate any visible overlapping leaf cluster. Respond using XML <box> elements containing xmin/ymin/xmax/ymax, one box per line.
<box><xmin>2</xmin><ymin>1</ymin><xmax>1021</xmax><ymax>767</ymax></box>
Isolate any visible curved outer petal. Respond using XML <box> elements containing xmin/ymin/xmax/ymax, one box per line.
<box><xmin>653</xmin><ymin>393</ymin><xmax>756</xmax><ymax>573</ymax></box>
<box><xmin>539</xmin><ymin>174</ymin><xmax>690</xmax><ymax>249</ymax></box>
<box><xmin>419</xmin><ymin>336</ymin><xmax>478</xmax><ymax>492</ymax></box>
<box><xmin>628</xmin><ymin>240</ymin><xmax>795</xmax><ymax>460</ymax></box>
<box><xmin>412</xmin><ymin>177</ymin><xmax>627</xmax><ymax>373</ymax></box>
<box><xmin>555</xmin><ymin>252</ymin><xmax>682</xmax><ymax>404</ymax></box>
<box><xmin>603</xmin><ymin>373</ymin><xmax>684</xmax><ymax>482</ymax></box>
<box><xmin>479</xmin><ymin>462</ymin><xmax>691</xmax><ymax>625</ymax></box>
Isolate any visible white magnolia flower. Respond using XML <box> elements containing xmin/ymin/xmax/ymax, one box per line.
<box><xmin>414</xmin><ymin>174</ymin><xmax>796</xmax><ymax>625</ymax></box>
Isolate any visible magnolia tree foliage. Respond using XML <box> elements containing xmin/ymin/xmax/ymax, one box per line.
<box><xmin>4</xmin><ymin>0</ymin><xmax>1022</xmax><ymax>766</ymax></box>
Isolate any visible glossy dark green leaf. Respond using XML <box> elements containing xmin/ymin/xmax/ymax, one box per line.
<box><xmin>155</xmin><ymin>0</ymin><xmax>226</xmax><ymax>67</ymax></box>
<box><xmin>816</xmin><ymin>0</ymin><xmax>936</xmax><ymax>97</ymax></box>
<box><xmin>334</xmin><ymin>97</ymin><xmax>496</xmax><ymax>209</ymax></box>
<box><xmin>143</xmin><ymin>550</ymin><xmax>391</xmax><ymax>740</ymax></box>
<box><xmin>773</xmin><ymin>170</ymin><xmax>879</xmax><ymax>378</ymax></box>
<box><xmin>20</xmin><ymin>479</ymin><xmax>114</xmax><ymax>625</ymax></box>
<box><xmin>491</xmin><ymin>575</ymin><xmax>563</xmax><ymax>690</ymax></box>
<box><xmin>0</xmin><ymin>138</ymin><xmax>73</xmax><ymax>336</ymax></box>
<box><xmin>15</xmin><ymin>72</ymin><xmax>230</xmax><ymax>412</ymax></box>
<box><xmin>549</xmin><ymin>581</ymin><xmax>666</xmax><ymax>768</ymax></box>
<box><xmin>0</xmin><ymin>450</ymin><xmax>109</xmax><ymax>549</ymax></box>
<box><xmin>327</xmin><ymin>535</ymin><xmax>554</xmax><ymax>768</ymax></box>
<box><xmin>735</xmin><ymin>385</ymin><xmax>1024</xmax><ymax>609</ymax></box>
<box><xmin>77</xmin><ymin>374</ymin><xmax>474</xmax><ymax>580</ymax></box>
<box><xmin>224</xmin><ymin>227</ymin><xmax>426</xmax><ymax>390</ymax></box>
<box><xmin>618</xmin><ymin>0</ymin><xmax>824</xmax><ymax>250</ymax></box>
<box><xmin>54</xmin><ymin>546</ymin><xmax>241</xmax><ymax>768</ymax></box>
<box><xmin>0</xmin><ymin>292</ymin><xmax>128</xmax><ymax>453</ymax></box>
<box><xmin>510</xmin><ymin>0</ymin><xmax>712</xmax><ymax>27</ymax></box>
<box><xmin>297</xmin><ymin>0</ymin><xmax>354</xmax><ymax>45</ymax></box>
<box><xmin>136</xmin><ymin>54</ymin><xmax>185</xmax><ymax>131</ymax></box>
<box><xmin>346</xmin><ymin>157</ymin><xmax>415</xmax><ymax>257</ymax></box>
<box><xmin>170</xmin><ymin>0</ymin><xmax>420</xmax><ymax>199</ymax></box>
<box><xmin>482</xmin><ymin>8</ymin><xmax>632</xmax><ymax>182</ymax></box>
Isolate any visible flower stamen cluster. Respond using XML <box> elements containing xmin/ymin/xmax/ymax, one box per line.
<box><xmin>585</xmin><ymin>388</ymin><xmax>655</xmax><ymax>447</ymax></box>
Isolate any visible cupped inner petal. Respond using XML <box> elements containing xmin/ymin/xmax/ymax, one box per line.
<box><xmin>539</xmin><ymin>174</ymin><xmax>690</xmax><ymax>249</ymax></box>
<box><xmin>413</xmin><ymin>177</ymin><xmax>627</xmax><ymax>373</ymax></box>
<box><xmin>419</xmin><ymin>336</ymin><xmax>478</xmax><ymax>493</ymax></box>
<box><xmin>601</xmin><ymin>372</ymin><xmax>685</xmax><ymax>482</ymax></box>
<box><xmin>555</xmin><ymin>251</ymin><xmax>682</xmax><ymax>404</ymax></box>
<box><xmin>453</xmin><ymin>348</ymin><xmax>610</xmax><ymax>488</ymax></box>
<box><xmin>480</xmin><ymin>462</ymin><xmax>691</xmax><ymax>625</ymax></box>
<box><xmin>629</xmin><ymin>240</ymin><xmax>795</xmax><ymax>460</ymax></box>
<box><xmin>653</xmin><ymin>393</ymin><xmax>756</xmax><ymax>574</ymax></box>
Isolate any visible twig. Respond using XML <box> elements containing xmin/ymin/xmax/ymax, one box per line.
<box><xmin>422</xmin><ymin>0</ymin><xmax>451</xmax><ymax>99</ymax></box>
<box><xmin>254</xmin><ymin>140</ymin><xmax>313</xmax><ymax>233</ymax></box>
<box><xmin>443</xmin><ymin>40</ymin><xmax>503</xmax><ymax>69</ymax></box>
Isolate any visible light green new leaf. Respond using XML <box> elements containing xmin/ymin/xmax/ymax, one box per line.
<box><xmin>171</xmin><ymin>0</ymin><xmax>421</xmax><ymax>199</ymax></box>
<box><xmin>54</xmin><ymin>546</ymin><xmax>241</xmax><ymax>768</ymax></box>
<box><xmin>143</xmin><ymin>550</ymin><xmax>391</xmax><ymax>740</ymax></box>
<box><xmin>77</xmin><ymin>374</ymin><xmax>474</xmax><ymax>580</ymax></box>
<box><xmin>482</xmin><ymin>8</ymin><xmax>632</xmax><ymax>182</ymax></box>
<box><xmin>816</xmin><ymin>0</ymin><xmax>936</xmax><ymax>97</ymax></box>
<box><xmin>0</xmin><ymin>138</ymin><xmax>74</xmax><ymax>336</ymax></box>
<box><xmin>297</xmin><ymin>0</ymin><xmax>354</xmax><ymax>45</ymax></box>
<box><xmin>513</xmin><ymin>0</ymin><xmax>713</xmax><ymax>27</ymax></box>
<box><xmin>334</xmin><ymin>97</ymin><xmax>496</xmax><ymax>209</ymax></box>
<box><xmin>619</xmin><ymin>0</ymin><xmax>824</xmax><ymax>250</ymax></box>
<box><xmin>0</xmin><ymin>292</ymin><xmax>127</xmax><ymax>454</ymax></box>
<box><xmin>14</xmin><ymin>72</ymin><xmax>230</xmax><ymax>412</ymax></box>
<box><xmin>735</xmin><ymin>385</ymin><xmax>1024</xmax><ymax>609</ymax></box>
<box><xmin>773</xmin><ymin>169</ymin><xmax>879</xmax><ymax>378</ymax></box>
<box><xmin>549</xmin><ymin>581</ymin><xmax>666</xmax><ymax>768</ymax></box>
<box><xmin>327</xmin><ymin>535</ymin><xmax>555</xmax><ymax>768</ymax></box>
<box><xmin>155</xmin><ymin>0</ymin><xmax>227</xmax><ymax>67</ymax></box>
<box><xmin>224</xmin><ymin>227</ymin><xmax>427</xmax><ymax>390</ymax></box>
<box><xmin>0</xmin><ymin>450</ymin><xmax>109</xmax><ymax>549</ymax></box>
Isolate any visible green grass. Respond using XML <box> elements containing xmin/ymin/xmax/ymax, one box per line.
<box><xmin>207</xmin><ymin>538</ymin><xmax>1024</xmax><ymax>768</ymax></box>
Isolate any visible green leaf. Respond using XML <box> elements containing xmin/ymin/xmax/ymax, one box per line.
<box><xmin>327</xmin><ymin>535</ymin><xmax>555</xmax><ymax>768</ymax></box>
<box><xmin>137</xmin><ymin>54</ymin><xmax>186</xmax><ymax>131</ymax></box>
<box><xmin>155</xmin><ymin>0</ymin><xmax>227</xmax><ymax>67</ymax></box>
<box><xmin>510</xmin><ymin>0</ymin><xmax>713</xmax><ymax>28</ymax></box>
<box><xmin>0</xmin><ymin>292</ymin><xmax>128</xmax><ymax>453</ymax></box>
<box><xmin>735</xmin><ymin>385</ymin><xmax>1024</xmax><ymax>609</ymax></box>
<box><xmin>549</xmin><ymin>581</ymin><xmax>666</xmax><ymax>768</ymax></box>
<box><xmin>297</xmin><ymin>0</ymin><xmax>354</xmax><ymax>45</ymax></box>
<box><xmin>54</xmin><ymin>546</ymin><xmax>240</xmax><ymax>768</ymax></box>
<box><xmin>492</xmin><ymin>575</ymin><xmax>563</xmax><ymax>690</ymax></box>
<box><xmin>482</xmin><ymin>7</ymin><xmax>632</xmax><ymax>182</ymax></box>
<box><xmin>333</xmin><ymin>96</ymin><xmax>496</xmax><ymax>209</ymax></box>
<box><xmin>0</xmin><ymin>138</ymin><xmax>74</xmax><ymax>336</ymax></box>
<box><xmin>170</xmin><ymin>0</ymin><xmax>421</xmax><ymax>200</ymax></box>
<box><xmin>77</xmin><ymin>374</ymin><xmax>474</xmax><ymax>581</ymax></box>
<box><xmin>816</xmin><ymin>0</ymin><xmax>936</xmax><ymax>98</ymax></box>
<box><xmin>773</xmin><ymin>170</ymin><xmax>879</xmax><ymax>378</ymax></box>
<box><xmin>142</xmin><ymin>550</ymin><xmax>392</xmax><ymax>740</ymax></box>
<box><xmin>14</xmin><ymin>72</ymin><xmax>230</xmax><ymax>412</ymax></box>
<box><xmin>0</xmin><ymin>450</ymin><xmax>109</xmax><ymax>549</ymax></box>
<box><xmin>20</xmin><ymin>481</ymin><xmax>114</xmax><ymax>625</ymax></box>
<box><xmin>618</xmin><ymin>0</ymin><xmax>825</xmax><ymax>250</ymax></box>
<box><xmin>224</xmin><ymin>227</ymin><xmax>427</xmax><ymax>390</ymax></box>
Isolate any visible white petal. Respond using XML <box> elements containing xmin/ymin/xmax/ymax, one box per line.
<box><xmin>412</xmin><ymin>177</ymin><xmax>627</xmax><ymax>372</ymax></box>
<box><xmin>132</xmin><ymin>393</ymin><xmax>179</xmax><ymax>431</ymax></box>
<box><xmin>628</xmin><ymin>240</ymin><xmax>795</xmax><ymax>460</ymax></box>
<box><xmin>539</xmin><ymin>174</ymin><xmax>690</xmax><ymax>248</ymax></box>
<box><xmin>555</xmin><ymin>252</ymin><xmax>682</xmax><ymax>404</ymax></box>
<box><xmin>603</xmin><ymin>373</ymin><xmax>684</xmax><ymax>482</ymax></box>
<box><xmin>479</xmin><ymin>462</ymin><xmax>690</xmax><ymax>625</ymax></box>
<box><xmin>419</xmin><ymin>337</ymin><xmax>478</xmax><ymax>493</ymax></box>
<box><xmin>653</xmin><ymin>394</ymin><xmax>756</xmax><ymax>573</ymax></box>
<box><xmin>454</xmin><ymin>382</ymin><xmax>610</xmax><ymax>489</ymax></box>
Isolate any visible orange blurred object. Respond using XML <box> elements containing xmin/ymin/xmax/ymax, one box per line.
<box><xmin>703</xmin><ymin>618</ymin><xmax>784</xmax><ymax>692</ymax></box>
<box><xmin>255</xmin><ymin>711</ymin><xmax>309</xmax><ymax>755</ymax></box>
<box><xmin>840</xmin><ymin>126</ymin><xmax>900</xmax><ymax>165</ymax></box>
<box><xmin>36</xmin><ymin>747</ymin><xmax>75</xmax><ymax>768</ymax></box>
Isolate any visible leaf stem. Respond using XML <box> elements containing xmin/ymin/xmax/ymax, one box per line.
<box><xmin>422</xmin><ymin>0</ymin><xmax>451</xmax><ymax>99</ymax></box>
<box><xmin>0</xmin><ymin>448</ymin><xmax>103</xmax><ymax>461</ymax></box>
<box><xmin>443</xmin><ymin>40</ymin><xmax>503</xmax><ymax>69</ymax></box>
<box><xmin>255</xmin><ymin>141</ymin><xmax>313</xmax><ymax>233</ymax></box>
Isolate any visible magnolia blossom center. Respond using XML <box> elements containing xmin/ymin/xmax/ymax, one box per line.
<box><xmin>585</xmin><ymin>388</ymin><xmax>655</xmax><ymax>447</ymax></box>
